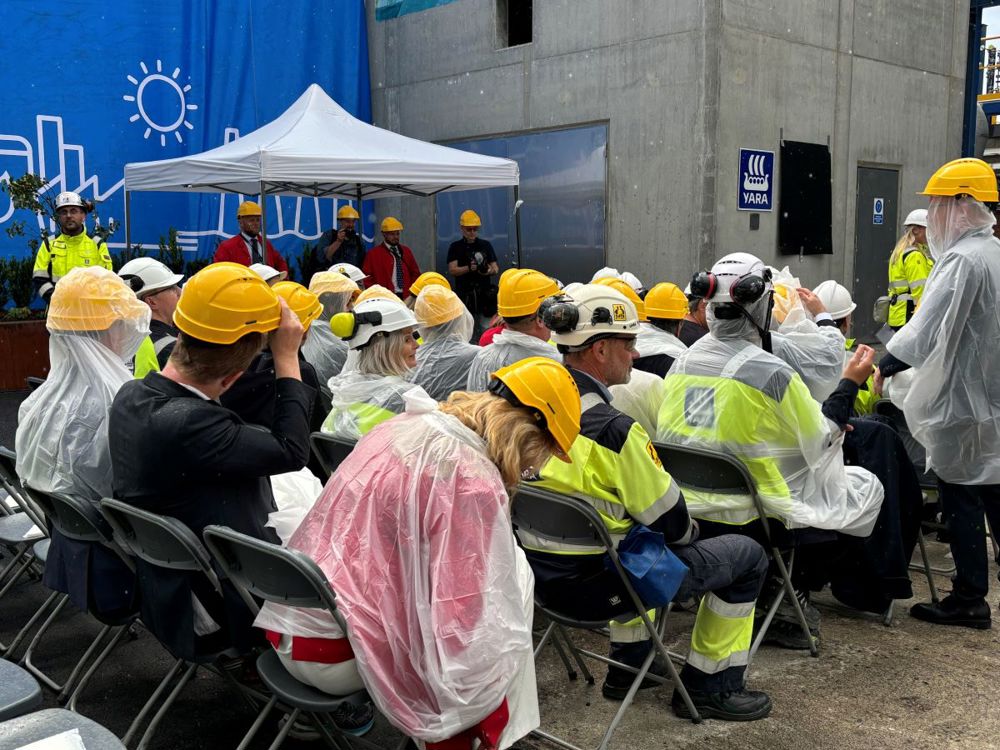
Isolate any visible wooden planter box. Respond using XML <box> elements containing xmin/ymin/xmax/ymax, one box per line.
<box><xmin>0</xmin><ymin>320</ymin><xmax>49</xmax><ymax>391</ymax></box>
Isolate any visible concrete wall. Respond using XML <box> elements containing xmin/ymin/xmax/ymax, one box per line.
<box><xmin>366</xmin><ymin>0</ymin><xmax>969</xmax><ymax>289</ymax></box>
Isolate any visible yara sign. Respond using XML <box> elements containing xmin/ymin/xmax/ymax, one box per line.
<box><xmin>738</xmin><ymin>148</ymin><xmax>774</xmax><ymax>212</ymax></box>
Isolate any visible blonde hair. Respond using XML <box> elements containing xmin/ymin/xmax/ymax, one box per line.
<box><xmin>890</xmin><ymin>226</ymin><xmax>927</xmax><ymax>265</ymax></box>
<box><xmin>357</xmin><ymin>328</ymin><xmax>412</xmax><ymax>377</ymax></box>
<box><xmin>440</xmin><ymin>391</ymin><xmax>559</xmax><ymax>490</ymax></box>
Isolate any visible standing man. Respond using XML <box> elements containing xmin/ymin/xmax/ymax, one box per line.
<box><xmin>118</xmin><ymin>257</ymin><xmax>184</xmax><ymax>377</ymax></box>
<box><xmin>32</xmin><ymin>191</ymin><xmax>113</xmax><ymax>303</ymax></box>
<box><xmin>315</xmin><ymin>204</ymin><xmax>366</xmax><ymax>270</ymax></box>
<box><xmin>878</xmin><ymin>158</ymin><xmax>1000</xmax><ymax>629</ymax></box>
<box><xmin>447</xmin><ymin>209</ymin><xmax>499</xmax><ymax>337</ymax></box>
<box><xmin>362</xmin><ymin>217</ymin><xmax>420</xmax><ymax>300</ymax></box>
<box><xmin>213</xmin><ymin>201</ymin><xmax>289</xmax><ymax>274</ymax></box>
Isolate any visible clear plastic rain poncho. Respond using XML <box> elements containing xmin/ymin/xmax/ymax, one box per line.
<box><xmin>655</xmin><ymin>294</ymin><xmax>883</xmax><ymax>535</ymax></box>
<box><xmin>410</xmin><ymin>307</ymin><xmax>480</xmax><ymax>400</ymax></box>
<box><xmin>888</xmin><ymin>196</ymin><xmax>1000</xmax><ymax>484</ymax></box>
<box><xmin>610</xmin><ymin>367</ymin><xmax>665</xmax><ymax>436</ymax></box>
<box><xmin>634</xmin><ymin>322</ymin><xmax>687</xmax><ymax>361</ymax></box>
<box><xmin>301</xmin><ymin>290</ymin><xmax>355</xmax><ymax>384</ymax></box>
<box><xmin>276</xmin><ymin>392</ymin><xmax>537</xmax><ymax>744</ymax></box>
<box><xmin>16</xmin><ymin>267</ymin><xmax>151</xmax><ymax>503</ymax></box>
<box><xmin>322</xmin><ymin>370</ymin><xmax>429</xmax><ymax>440</ymax></box>
<box><xmin>466</xmin><ymin>329</ymin><xmax>561</xmax><ymax>392</ymax></box>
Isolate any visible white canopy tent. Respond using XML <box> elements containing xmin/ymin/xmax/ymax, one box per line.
<box><xmin>122</xmin><ymin>83</ymin><xmax>522</xmax><ymax>253</ymax></box>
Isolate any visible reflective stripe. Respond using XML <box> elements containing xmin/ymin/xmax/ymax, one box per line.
<box><xmin>515</xmin><ymin>528</ymin><xmax>625</xmax><ymax>555</ymax></box>
<box><xmin>894</xmin><ymin>293</ymin><xmax>913</xmax><ymax>302</ymax></box>
<box><xmin>908</xmin><ymin>277</ymin><xmax>927</xmax><ymax>287</ymax></box>
<box><xmin>632</xmin><ymin>481</ymin><xmax>682</xmax><ymax>527</ymax></box>
<box><xmin>703</xmin><ymin>597</ymin><xmax>755</xmax><ymax>619</ymax></box>
<box><xmin>889</xmin><ymin>280</ymin><xmax>909</xmax><ymax>290</ymax></box>
<box><xmin>580</xmin><ymin>392</ymin><xmax>605</xmax><ymax>412</ymax></box>
<box><xmin>686</xmin><ymin>592</ymin><xmax>754</xmax><ymax>675</ymax></box>
<box><xmin>610</xmin><ymin>611</ymin><xmax>657</xmax><ymax>643</ymax></box>
<box><xmin>685</xmin><ymin>648</ymin><xmax>750</xmax><ymax>674</ymax></box>
<box><xmin>153</xmin><ymin>335</ymin><xmax>177</xmax><ymax>355</ymax></box>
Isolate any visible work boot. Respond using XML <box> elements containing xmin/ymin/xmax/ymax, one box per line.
<box><xmin>602</xmin><ymin>641</ymin><xmax>669</xmax><ymax>701</ymax></box>
<box><xmin>910</xmin><ymin>594</ymin><xmax>991</xmax><ymax>630</ymax></box>
<box><xmin>671</xmin><ymin>687</ymin><xmax>772</xmax><ymax>721</ymax></box>
<box><xmin>771</xmin><ymin>589</ymin><xmax>821</xmax><ymax>633</ymax></box>
<box><xmin>754</xmin><ymin>618</ymin><xmax>816</xmax><ymax>650</ymax></box>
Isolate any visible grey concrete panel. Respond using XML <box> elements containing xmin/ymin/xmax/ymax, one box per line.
<box><xmin>722</xmin><ymin>0</ymin><xmax>840</xmax><ymax>50</ymax></box>
<box><xmin>851</xmin><ymin>0</ymin><xmax>957</xmax><ymax>76</ymax></box>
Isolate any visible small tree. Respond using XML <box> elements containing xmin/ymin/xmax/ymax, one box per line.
<box><xmin>157</xmin><ymin>228</ymin><xmax>184</xmax><ymax>273</ymax></box>
<box><xmin>295</xmin><ymin>241</ymin><xmax>320</xmax><ymax>287</ymax></box>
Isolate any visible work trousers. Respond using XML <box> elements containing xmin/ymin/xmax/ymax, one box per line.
<box><xmin>938</xmin><ymin>480</ymin><xmax>1000</xmax><ymax>602</ymax></box>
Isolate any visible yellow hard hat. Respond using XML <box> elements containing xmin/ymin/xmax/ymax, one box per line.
<box><xmin>920</xmin><ymin>158</ymin><xmax>999</xmax><ymax>203</ymax></box>
<box><xmin>409</xmin><ymin>271</ymin><xmax>450</xmax><ymax>297</ymax></box>
<box><xmin>272</xmin><ymin>281</ymin><xmax>323</xmax><ymax>327</ymax></box>
<box><xmin>593</xmin><ymin>277</ymin><xmax>647</xmax><ymax>322</ymax></box>
<box><xmin>172</xmin><ymin>262</ymin><xmax>281</xmax><ymax>345</ymax></box>
<box><xmin>498</xmin><ymin>268</ymin><xmax>560</xmax><ymax>318</ymax></box>
<box><xmin>337</xmin><ymin>204</ymin><xmax>360</xmax><ymax>220</ymax></box>
<box><xmin>356</xmin><ymin>284</ymin><xmax>404</xmax><ymax>306</ymax></box>
<box><xmin>489</xmin><ymin>357</ymin><xmax>581</xmax><ymax>461</ymax></box>
<box><xmin>644</xmin><ymin>282</ymin><xmax>687</xmax><ymax>320</ymax></box>
<box><xmin>47</xmin><ymin>267</ymin><xmax>149</xmax><ymax>332</ymax></box>
<box><xmin>381</xmin><ymin>216</ymin><xmax>403</xmax><ymax>233</ymax></box>
<box><xmin>237</xmin><ymin>201</ymin><xmax>262</xmax><ymax>218</ymax></box>
<box><xmin>414</xmin><ymin>285</ymin><xmax>465</xmax><ymax>327</ymax></box>
<box><xmin>309</xmin><ymin>271</ymin><xmax>360</xmax><ymax>298</ymax></box>
<box><xmin>460</xmin><ymin>209</ymin><xmax>482</xmax><ymax>228</ymax></box>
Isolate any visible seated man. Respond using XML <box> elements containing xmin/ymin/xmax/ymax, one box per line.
<box><xmin>812</xmin><ymin>280</ymin><xmax>878</xmax><ymax>415</ymax></box>
<box><xmin>118</xmin><ymin>257</ymin><xmax>183</xmax><ymax>377</ymax></box>
<box><xmin>524</xmin><ymin>283</ymin><xmax>772</xmax><ymax>722</ymax></box>
<box><xmin>410</xmin><ymin>285</ymin><xmax>480</xmax><ymax>400</ymax></box>
<box><xmin>300</xmin><ymin>271</ymin><xmax>360</xmax><ymax>385</ymax></box>
<box><xmin>17</xmin><ymin>267</ymin><xmax>150</xmax><ymax>618</ymax></box>
<box><xmin>466</xmin><ymin>269</ymin><xmax>561</xmax><ymax>391</ymax></box>
<box><xmin>109</xmin><ymin>262</ymin><xmax>313</xmax><ymax>661</ymax></box>
<box><xmin>636</xmin><ymin>281</ymin><xmax>689</xmax><ymax>377</ymax></box>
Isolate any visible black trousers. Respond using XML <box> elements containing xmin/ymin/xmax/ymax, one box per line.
<box><xmin>938</xmin><ymin>480</ymin><xmax>1000</xmax><ymax>602</ymax></box>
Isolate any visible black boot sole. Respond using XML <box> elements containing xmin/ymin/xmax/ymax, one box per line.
<box><xmin>672</xmin><ymin>700</ymin><xmax>772</xmax><ymax>722</ymax></box>
<box><xmin>910</xmin><ymin>614</ymin><xmax>991</xmax><ymax>630</ymax></box>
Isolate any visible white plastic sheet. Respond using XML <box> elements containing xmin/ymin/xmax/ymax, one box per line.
<box><xmin>465</xmin><ymin>330</ymin><xmax>561</xmax><ymax>392</ymax></box>
<box><xmin>301</xmin><ymin>317</ymin><xmax>350</xmax><ymax>385</ymax></box>
<box><xmin>634</xmin><ymin>322</ymin><xmax>686</xmax><ymax>361</ymax></box>
<box><xmin>610</xmin><ymin>368</ymin><xmax>665</xmax><ymax>436</ymax></box>
<box><xmin>267</xmin><ymin>468</ymin><xmax>324</xmax><ymax>544</ymax></box>
<box><xmin>322</xmin><ymin>371</ymin><xmax>428</xmax><ymax>440</ymax></box>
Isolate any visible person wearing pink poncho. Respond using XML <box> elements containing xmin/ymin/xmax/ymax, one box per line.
<box><xmin>254</xmin><ymin>356</ymin><xmax>581</xmax><ymax>749</ymax></box>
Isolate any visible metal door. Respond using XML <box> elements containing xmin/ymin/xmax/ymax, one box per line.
<box><xmin>853</xmin><ymin>166</ymin><xmax>899</xmax><ymax>341</ymax></box>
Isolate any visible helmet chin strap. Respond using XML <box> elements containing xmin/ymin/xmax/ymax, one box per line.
<box><xmin>734</xmin><ymin>292</ymin><xmax>774</xmax><ymax>353</ymax></box>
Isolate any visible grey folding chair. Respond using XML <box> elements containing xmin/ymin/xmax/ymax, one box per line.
<box><xmin>99</xmin><ymin>498</ymin><xmax>264</xmax><ymax>750</ymax></box>
<box><xmin>0</xmin><ymin>660</ymin><xmax>42</xmax><ymax>722</ymax></box>
<box><xmin>309</xmin><ymin>432</ymin><xmax>357</xmax><ymax>481</ymax></box>
<box><xmin>512</xmin><ymin>484</ymin><xmax>700</xmax><ymax>750</ymax></box>
<box><xmin>0</xmin><ymin>708</ymin><xmax>125</xmax><ymax>750</ymax></box>
<box><xmin>202</xmin><ymin>524</ymin><xmax>385</xmax><ymax>750</ymax></box>
<box><xmin>653</xmin><ymin>442</ymin><xmax>819</xmax><ymax>658</ymax></box>
<box><xmin>18</xmin><ymin>486</ymin><xmax>138</xmax><ymax>709</ymax></box>
<box><xmin>24</xmin><ymin>377</ymin><xmax>46</xmax><ymax>392</ymax></box>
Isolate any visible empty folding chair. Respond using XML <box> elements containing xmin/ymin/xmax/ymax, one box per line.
<box><xmin>653</xmin><ymin>442</ymin><xmax>819</xmax><ymax>658</ymax></box>
<box><xmin>0</xmin><ymin>448</ymin><xmax>47</xmax><ymax>634</ymax></box>
<box><xmin>0</xmin><ymin>660</ymin><xmax>42</xmax><ymax>722</ymax></box>
<box><xmin>24</xmin><ymin>377</ymin><xmax>46</xmax><ymax>392</ymax></box>
<box><xmin>0</xmin><ymin>708</ymin><xmax>125</xmax><ymax>750</ymax></box>
<box><xmin>202</xmin><ymin>524</ymin><xmax>386</xmax><ymax>750</ymax></box>
<box><xmin>309</xmin><ymin>432</ymin><xmax>357</xmax><ymax>481</ymax></box>
<box><xmin>511</xmin><ymin>484</ymin><xmax>700</xmax><ymax>750</ymax></box>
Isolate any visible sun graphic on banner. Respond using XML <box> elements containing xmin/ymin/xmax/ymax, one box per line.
<box><xmin>123</xmin><ymin>60</ymin><xmax>198</xmax><ymax>147</ymax></box>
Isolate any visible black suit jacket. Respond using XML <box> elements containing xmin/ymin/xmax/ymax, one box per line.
<box><xmin>109</xmin><ymin>372</ymin><xmax>314</xmax><ymax>659</ymax></box>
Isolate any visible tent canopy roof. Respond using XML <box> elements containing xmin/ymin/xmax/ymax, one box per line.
<box><xmin>123</xmin><ymin>84</ymin><xmax>519</xmax><ymax>199</ymax></box>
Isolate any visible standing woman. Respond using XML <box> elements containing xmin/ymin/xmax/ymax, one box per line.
<box><xmin>887</xmin><ymin>209</ymin><xmax>933</xmax><ymax>330</ymax></box>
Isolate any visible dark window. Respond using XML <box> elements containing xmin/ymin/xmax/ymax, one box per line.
<box><xmin>498</xmin><ymin>0</ymin><xmax>532</xmax><ymax>47</ymax></box>
<box><xmin>778</xmin><ymin>140</ymin><xmax>833</xmax><ymax>255</ymax></box>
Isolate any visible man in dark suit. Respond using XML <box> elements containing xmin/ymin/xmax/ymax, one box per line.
<box><xmin>109</xmin><ymin>263</ymin><xmax>314</xmax><ymax>660</ymax></box>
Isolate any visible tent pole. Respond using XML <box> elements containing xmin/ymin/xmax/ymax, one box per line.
<box><xmin>124</xmin><ymin>190</ymin><xmax>132</xmax><ymax>251</ymax></box>
<box><xmin>356</xmin><ymin>186</ymin><xmax>363</xmax><ymax>243</ymax></box>
<box><xmin>259</xmin><ymin>181</ymin><xmax>267</xmax><ymax>249</ymax></box>
<box><xmin>513</xmin><ymin>185</ymin><xmax>523</xmax><ymax>268</ymax></box>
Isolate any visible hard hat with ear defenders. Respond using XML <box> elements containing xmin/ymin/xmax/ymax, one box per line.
<box><xmin>540</xmin><ymin>283</ymin><xmax>640</xmax><ymax>349</ymax></box>
<box><xmin>329</xmin><ymin>296</ymin><xmax>417</xmax><ymax>349</ymax></box>
<box><xmin>689</xmin><ymin>252</ymin><xmax>773</xmax><ymax>305</ymax></box>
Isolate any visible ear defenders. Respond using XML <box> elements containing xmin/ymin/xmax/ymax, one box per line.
<box><xmin>539</xmin><ymin>295</ymin><xmax>613</xmax><ymax>333</ymax></box>
<box><xmin>329</xmin><ymin>309</ymin><xmax>383</xmax><ymax>341</ymax></box>
<box><xmin>120</xmin><ymin>274</ymin><xmax>145</xmax><ymax>294</ymax></box>
<box><xmin>690</xmin><ymin>267</ymin><xmax>772</xmax><ymax>305</ymax></box>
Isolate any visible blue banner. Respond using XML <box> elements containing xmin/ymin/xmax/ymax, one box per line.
<box><xmin>1</xmin><ymin>0</ymin><xmax>371</xmax><ymax>270</ymax></box>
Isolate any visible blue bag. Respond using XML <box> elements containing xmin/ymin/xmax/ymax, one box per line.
<box><xmin>608</xmin><ymin>524</ymin><xmax>689</xmax><ymax>609</ymax></box>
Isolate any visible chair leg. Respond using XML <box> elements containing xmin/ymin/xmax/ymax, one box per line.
<box><xmin>0</xmin><ymin>547</ymin><xmax>35</xmax><ymax>600</ymax></box>
<box><xmin>771</xmin><ymin>548</ymin><xmax>818</xmax><ymax>657</ymax></box>
<box><xmin>57</xmin><ymin>624</ymin><xmax>113</xmax><ymax>700</ymax></box>
<box><xmin>749</xmin><ymin>578</ymin><xmax>785</xmax><ymax>661</ymax></box>
<box><xmin>236</xmin><ymin>695</ymin><xmax>277</xmax><ymax>750</ymax></box>
<box><xmin>644</xmin><ymin>609</ymin><xmax>701</xmax><ymax>725</ymax></box>
<box><xmin>546</xmin><ymin>624</ymin><xmax>578</xmax><ymax>681</ymax></box>
<box><xmin>882</xmin><ymin>601</ymin><xmax>895</xmax><ymax>627</ymax></box>
<box><xmin>308</xmin><ymin>711</ymin><xmax>351</xmax><ymax>750</ymax></box>
<box><xmin>265</xmin><ymin>707</ymin><xmax>300</xmax><ymax>750</ymax></box>
<box><xmin>915</xmin><ymin>529</ymin><xmax>940</xmax><ymax>603</ymax></box>
<box><xmin>553</xmin><ymin>624</ymin><xmax>595</xmax><ymax>685</ymax></box>
<box><xmin>19</xmin><ymin>595</ymin><xmax>72</xmax><ymax>691</ymax></box>
<box><xmin>1</xmin><ymin>590</ymin><xmax>65</xmax><ymax>657</ymax></box>
<box><xmin>65</xmin><ymin>624</ymin><xmax>132</xmax><ymax>710</ymax></box>
<box><xmin>135</xmin><ymin>661</ymin><xmax>199</xmax><ymax>750</ymax></box>
<box><xmin>122</xmin><ymin>658</ymin><xmax>187</xmax><ymax>747</ymax></box>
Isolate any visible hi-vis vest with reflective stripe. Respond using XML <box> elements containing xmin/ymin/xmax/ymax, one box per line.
<box><xmin>887</xmin><ymin>245</ymin><xmax>933</xmax><ymax>327</ymax></box>
<box><xmin>32</xmin><ymin>233</ymin><xmax>112</xmax><ymax>297</ymax></box>
<box><xmin>132</xmin><ymin>337</ymin><xmax>161</xmax><ymax>379</ymax></box>
<box><xmin>321</xmin><ymin>401</ymin><xmax>395</xmax><ymax>439</ymax></box>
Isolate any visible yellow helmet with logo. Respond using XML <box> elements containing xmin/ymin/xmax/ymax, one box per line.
<box><xmin>498</xmin><ymin>268</ymin><xmax>559</xmax><ymax>318</ymax></box>
<box><xmin>380</xmin><ymin>216</ymin><xmax>403</xmax><ymax>233</ymax></box>
<box><xmin>272</xmin><ymin>281</ymin><xmax>323</xmax><ymax>327</ymax></box>
<box><xmin>172</xmin><ymin>262</ymin><xmax>281</xmax><ymax>344</ymax></box>
<box><xmin>460</xmin><ymin>209</ymin><xmax>482</xmax><ymax>228</ymax></box>
<box><xmin>236</xmin><ymin>201</ymin><xmax>262</xmax><ymax>218</ymax></box>
<box><xmin>920</xmin><ymin>158</ymin><xmax>999</xmax><ymax>203</ymax></box>
<box><xmin>414</xmin><ymin>285</ymin><xmax>465</xmax><ymax>327</ymax></box>
<box><xmin>409</xmin><ymin>271</ymin><xmax>450</xmax><ymax>297</ymax></box>
<box><xmin>47</xmin><ymin>267</ymin><xmax>149</xmax><ymax>332</ymax></box>
<box><xmin>489</xmin><ymin>357</ymin><xmax>581</xmax><ymax>461</ymax></box>
<box><xmin>644</xmin><ymin>282</ymin><xmax>687</xmax><ymax>320</ymax></box>
<box><xmin>337</xmin><ymin>204</ymin><xmax>360</xmax><ymax>220</ymax></box>
<box><xmin>592</xmin><ymin>277</ymin><xmax>647</xmax><ymax>322</ymax></box>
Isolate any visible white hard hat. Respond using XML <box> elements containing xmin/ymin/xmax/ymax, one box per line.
<box><xmin>903</xmin><ymin>209</ymin><xmax>928</xmax><ymax>227</ymax></box>
<box><xmin>590</xmin><ymin>267</ymin><xmax>621</xmax><ymax>282</ymax></box>
<box><xmin>620</xmin><ymin>271</ymin><xmax>645</xmax><ymax>294</ymax></box>
<box><xmin>330</xmin><ymin>262</ymin><xmax>367</xmax><ymax>284</ymax></box>
<box><xmin>542</xmin><ymin>283</ymin><xmax>640</xmax><ymax>348</ymax></box>
<box><xmin>249</xmin><ymin>263</ymin><xmax>287</xmax><ymax>284</ymax></box>
<box><xmin>694</xmin><ymin>252</ymin><xmax>772</xmax><ymax>305</ymax></box>
<box><xmin>118</xmin><ymin>258</ymin><xmax>184</xmax><ymax>297</ymax></box>
<box><xmin>336</xmin><ymin>297</ymin><xmax>417</xmax><ymax>350</ymax></box>
<box><xmin>55</xmin><ymin>191</ymin><xmax>87</xmax><ymax>211</ymax></box>
<box><xmin>812</xmin><ymin>280</ymin><xmax>857</xmax><ymax>320</ymax></box>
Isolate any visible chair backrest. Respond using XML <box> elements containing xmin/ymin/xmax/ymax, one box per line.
<box><xmin>0</xmin><ymin>447</ymin><xmax>48</xmax><ymax>529</ymax></box>
<box><xmin>317</xmin><ymin>386</ymin><xmax>333</xmax><ymax>420</ymax></box>
<box><xmin>202</xmin><ymin>524</ymin><xmax>346</xmax><ymax>629</ymax></box>
<box><xmin>512</xmin><ymin>483</ymin><xmax>612</xmax><ymax>550</ymax></box>
<box><xmin>99</xmin><ymin>498</ymin><xmax>220</xmax><ymax>591</ymax></box>
<box><xmin>25</xmin><ymin>377</ymin><xmax>45</xmax><ymax>391</ymax></box>
<box><xmin>309</xmin><ymin>432</ymin><xmax>356</xmax><ymax>480</ymax></box>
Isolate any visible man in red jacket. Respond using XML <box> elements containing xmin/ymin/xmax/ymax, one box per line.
<box><xmin>213</xmin><ymin>201</ymin><xmax>289</xmax><ymax>274</ymax></box>
<box><xmin>362</xmin><ymin>217</ymin><xmax>420</xmax><ymax>300</ymax></box>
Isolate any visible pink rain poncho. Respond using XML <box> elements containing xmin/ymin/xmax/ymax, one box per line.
<box><xmin>285</xmin><ymin>393</ymin><xmax>537</xmax><ymax>745</ymax></box>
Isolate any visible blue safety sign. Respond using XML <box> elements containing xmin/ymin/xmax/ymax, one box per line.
<box><xmin>873</xmin><ymin>197</ymin><xmax>884</xmax><ymax>225</ymax></box>
<box><xmin>738</xmin><ymin>148</ymin><xmax>774</xmax><ymax>211</ymax></box>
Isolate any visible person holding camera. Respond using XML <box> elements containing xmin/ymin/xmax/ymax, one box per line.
<box><xmin>32</xmin><ymin>191</ymin><xmax>113</xmax><ymax>303</ymax></box>
<box><xmin>316</xmin><ymin>204</ymin><xmax>367</xmax><ymax>270</ymax></box>
<box><xmin>447</xmin><ymin>210</ymin><xmax>499</xmax><ymax>337</ymax></box>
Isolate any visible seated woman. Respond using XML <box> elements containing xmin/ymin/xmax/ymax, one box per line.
<box><xmin>410</xmin><ymin>285</ymin><xmax>480</xmax><ymax>400</ymax></box>
<box><xmin>16</xmin><ymin>267</ymin><xmax>150</xmax><ymax>618</ymax></box>
<box><xmin>254</xmin><ymin>357</ymin><xmax>581</xmax><ymax>749</ymax></box>
<box><xmin>321</xmin><ymin>297</ymin><xmax>428</xmax><ymax>440</ymax></box>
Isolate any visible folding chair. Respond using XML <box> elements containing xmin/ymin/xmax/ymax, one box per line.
<box><xmin>511</xmin><ymin>484</ymin><xmax>700</xmax><ymax>750</ymax></box>
<box><xmin>99</xmin><ymin>498</ymin><xmax>266</xmax><ymax>750</ymax></box>
<box><xmin>0</xmin><ymin>660</ymin><xmax>42</xmax><ymax>721</ymax></box>
<box><xmin>18</xmin><ymin>486</ymin><xmax>139</xmax><ymax>709</ymax></box>
<box><xmin>25</xmin><ymin>377</ymin><xmax>45</xmax><ymax>392</ymax></box>
<box><xmin>309</xmin><ymin>432</ymin><xmax>356</xmax><ymax>481</ymax></box>
<box><xmin>0</xmin><ymin>708</ymin><xmax>126</xmax><ymax>750</ymax></box>
<box><xmin>652</xmin><ymin>442</ymin><xmax>819</xmax><ymax>658</ymax></box>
